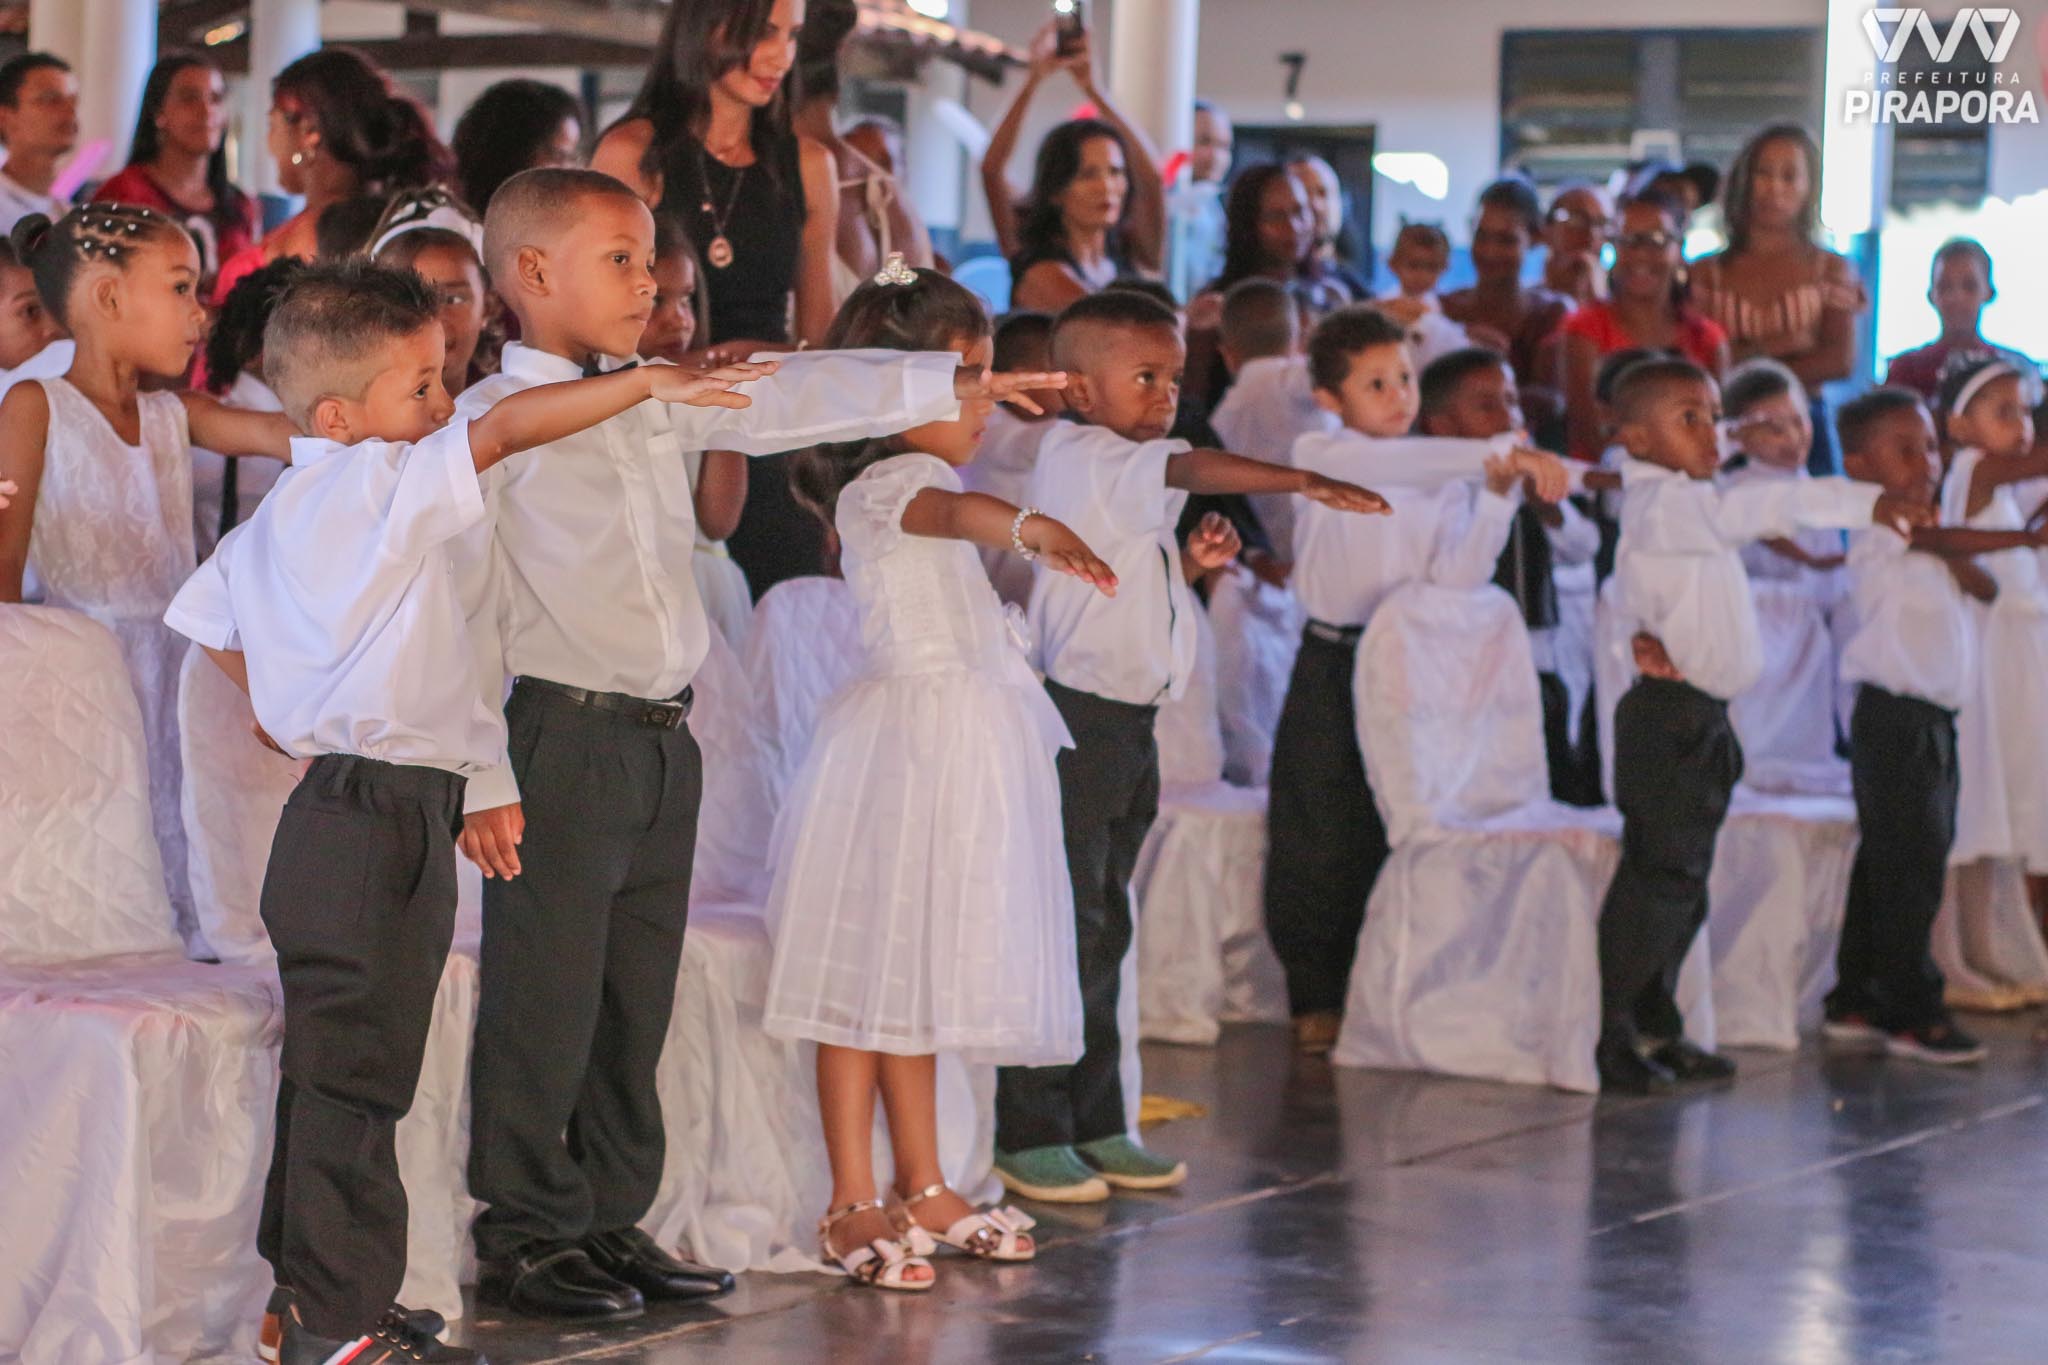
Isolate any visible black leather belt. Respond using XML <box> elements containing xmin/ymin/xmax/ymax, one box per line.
<box><xmin>516</xmin><ymin>676</ymin><xmax>694</xmax><ymax>730</ymax></box>
<box><xmin>1304</xmin><ymin>619</ymin><xmax>1364</xmax><ymax>646</ymax></box>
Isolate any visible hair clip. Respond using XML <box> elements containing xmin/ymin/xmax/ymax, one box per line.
<box><xmin>872</xmin><ymin>253</ymin><xmax>917</xmax><ymax>287</ymax></box>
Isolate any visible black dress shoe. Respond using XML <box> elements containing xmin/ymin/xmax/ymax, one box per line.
<box><xmin>584</xmin><ymin>1226</ymin><xmax>736</xmax><ymax>1302</ymax></box>
<box><xmin>1652</xmin><ymin>1038</ymin><xmax>1738</xmax><ymax>1083</ymax></box>
<box><xmin>1596</xmin><ymin>1034</ymin><xmax>1676</xmax><ymax>1095</ymax></box>
<box><xmin>478</xmin><ymin>1246</ymin><xmax>644</xmax><ymax>1323</ymax></box>
<box><xmin>279</xmin><ymin>1304</ymin><xmax>484</xmax><ymax>1364</ymax></box>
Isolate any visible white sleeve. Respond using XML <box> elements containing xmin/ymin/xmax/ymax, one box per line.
<box><xmin>457</xmin><ymin>527</ymin><xmax>520</xmax><ymax>814</ymax></box>
<box><xmin>1345</xmin><ymin>433</ymin><xmax>1514</xmax><ymax>493</ymax></box>
<box><xmin>1710</xmin><ymin>476</ymin><xmax>1881</xmax><ymax>546</ymax></box>
<box><xmin>1546</xmin><ymin>497</ymin><xmax>1602</xmax><ymax>564</ymax></box>
<box><xmin>1428</xmin><ymin>486</ymin><xmax>1520</xmax><ymax>588</ymax></box>
<box><xmin>162</xmin><ymin>540</ymin><xmax>241</xmax><ymax>650</ymax></box>
<box><xmin>377</xmin><ymin>419</ymin><xmax>488</xmax><ymax>561</ymax></box>
<box><xmin>662</xmin><ymin>350</ymin><xmax>961</xmax><ymax>455</ymax></box>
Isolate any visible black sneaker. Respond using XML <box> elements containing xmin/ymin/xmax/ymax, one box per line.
<box><xmin>278</xmin><ymin>1304</ymin><xmax>484</xmax><ymax>1365</ymax></box>
<box><xmin>1596</xmin><ymin>1033</ymin><xmax>1675</xmax><ymax>1095</ymax></box>
<box><xmin>1887</xmin><ymin>1020</ymin><xmax>1987</xmax><ymax>1066</ymax></box>
<box><xmin>1821</xmin><ymin>1011</ymin><xmax>1886</xmax><ymax>1049</ymax></box>
<box><xmin>1650</xmin><ymin>1038</ymin><xmax>1738</xmax><ymax>1083</ymax></box>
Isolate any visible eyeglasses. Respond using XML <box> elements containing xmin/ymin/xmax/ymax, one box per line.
<box><xmin>1617</xmin><ymin>229</ymin><xmax>1677</xmax><ymax>251</ymax></box>
<box><xmin>1546</xmin><ymin>206</ymin><xmax>1612</xmax><ymax>234</ymax></box>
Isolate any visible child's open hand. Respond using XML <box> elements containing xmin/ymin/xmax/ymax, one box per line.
<box><xmin>1872</xmin><ymin>493</ymin><xmax>1936</xmax><ymax>537</ymax></box>
<box><xmin>649</xmin><ymin>361</ymin><xmax>778</xmax><ymax>410</ymax></box>
<box><xmin>0</xmin><ymin>478</ymin><xmax>15</xmax><ymax>510</ymax></box>
<box><xmin>1185</xmin><ymin>512</ymin><xmax>1241</xmax><ymax>572</ymax></box>
<box><xmin>1302</xmin><ymin>472</ymin><xmax>1391</xmax><ymax>516</ymax></box>
<box><xmin>961</xmin><ymin>366</ymin><xmax>1069</xmax><ymax>415</ymax></box>
<box><xmin>1024</xmin><ymin>513</ymin><xmax>1118</xmax><ymax>597</ymax></box>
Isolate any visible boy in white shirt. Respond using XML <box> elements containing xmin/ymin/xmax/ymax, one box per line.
<box><xmin>961</xmin><ymin>310</ymin><xmax>1064</xmax><ymax>606</ymax></box>
<box><xmin>1270</xmin><ymin>312</ymin><xmax>1564</xmax><ymax>1054</ymax></box>
<box><xmin>454</xmin><ymin>169</ymin><xmax>1055</xmax><ymax>1321</ymax></box>
<box><xmin>1826</xmin><ymin>389</ymin><xmax>2046</xmax><ymax>1065</ymax></box>
<box><xmin>996</xmin><ymin>290</ymin><xmax>1386</xmax><ymax>1202</ymax></box>
<box><xmin>163</xmin><ymin>262</ymin><xmax>761</xmax><ymax>1365</ymax></box>
<box><xmin>1208</xmin><ymin>277</ymin><xmax>1334</xmax><ymax>558</ymax></box>
<box><xmin>1597</xmin><ymin>359</ymin><xmax>1926</xmax><ymax>1094</ymax></box>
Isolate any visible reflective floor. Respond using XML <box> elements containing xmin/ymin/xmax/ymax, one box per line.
<box><xmin>462</xmin><ymin>1016</ymin><xmax>2048</xmax><ymax>1363</ymax></box>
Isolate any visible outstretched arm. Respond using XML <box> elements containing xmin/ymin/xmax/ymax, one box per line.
<box><xmin>981</xmin><ymin>34</ymin><xmax>1064</xmax><ymax>258</ymax></box>
<box><xmin>1164</xmin><ymin>446</ymin><xmax>1390</xmax><ymax>515</ymax></box>
<box><xmin>469</xmin><ymin>363</ymin><xmax>769</xmax><ymax>473</ymax></box>
<box><xmin>1964</xmin><ymin>446</ymin><xmax>2048</xmax><ymax>518</ymax></box>
<box><xmin>1945</xmin><ymin>558</ymin><xmax>1999</xmax><ymax>603</ymax></box>
<box><xmin>181</xmin><ymin>393</ymin><xmax>296</xmax><ymax>461</ymax></box>
<box><xmin>899</xmin><ymin>486</ymin><xmax>1117</xmax><ymax>593</ymax></box>
<box><xmin>1910</xmin><ymin>523</ymin><xmax>2047</xmax><ymax>558</ymax></box>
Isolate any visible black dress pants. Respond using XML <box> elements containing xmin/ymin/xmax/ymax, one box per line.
<box><xmin>995</xmin><ymin>681</ymin><xmax>1159</xmax><ymax>1151</ymax></box>
<box><xmin>1827</xmin><ymin>685</ymin><xmax>1958</xmax><ymax>1032</ymax></box>
<box><xmin>1262</xmin><ymin>626</ymin><xmax>1389</xmax><ymax>1016</ymax></box>
<box><xmin>1597</xmin><ymin>678</ymin><xmax>1743</xmax><ymax>1046</ymax></box>
<box><xmin>469</xmin><ymin>681</ymin><xmax>702</xmax><ymax>1262</ymax></box>
<box><xmin>256</xmin><ymin>755</ymin><xmax>465</xmax><ymax>1338</ymax></box>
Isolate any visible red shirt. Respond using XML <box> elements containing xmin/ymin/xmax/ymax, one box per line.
<box><xmin>1884</xmin><ymin>339</ymin><xmax>2036</xmax><ymax>402</ymax></box>
<box><xmin>1558</xmin><ymin>299</ymin><xmax>1727</xmax><ymax>373</ymax></box>
<box><xmin>93</xmin><ymin>165</ymin><xmax>259</xmax><ymax>286</ymax></box>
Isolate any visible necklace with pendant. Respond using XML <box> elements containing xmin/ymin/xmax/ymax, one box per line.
<box><xmin>699</xmin><ymin>146</ymin><xmax>748</xmax><ymax>270</ymax></box>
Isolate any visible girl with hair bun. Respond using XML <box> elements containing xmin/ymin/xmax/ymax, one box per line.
<box><xmin>766</xmin><ymin>263</ymin><xmax>1105</xmax><ymax>1291</ymax></box>
<box><xmin>0</xmin><ymin>205</ymin><xmax>296</xmax><ymax>946</ymax></box>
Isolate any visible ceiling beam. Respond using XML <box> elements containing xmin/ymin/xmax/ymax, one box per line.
<box><xmin>208</xmin><ymin>29</ymin><xmax>656</xmax><ymax>76</ymax></box>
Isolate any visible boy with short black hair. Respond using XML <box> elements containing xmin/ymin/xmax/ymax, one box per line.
<box><xmin>1596</xmin><ymin>359</ymin><xmax>1929</xmax><ymax>1094</ymax></box>
<box><xmin>994</xmin><ymin>289</ymin><xmax>1388</xmax><ymax>1201</ymax></box>
<box><xmin>963</xmin><ymin>310</ymin><xmax>1064</xmax><ymax>605</ymax></box>
<box><xmin>1883</xmin><ymin>238</ymin><xmax>2036</xmax><ymax>403</ymax></box>
<box><xmin>164</xmin><ymin>259</ymin><xmax>766</xmax><ymax>1364</ymax></box>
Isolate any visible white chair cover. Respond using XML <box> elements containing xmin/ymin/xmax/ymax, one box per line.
<box><xmin>1727</xmin><ymin>580</ymin><xmax>1850</xmax><ymax>796</ymax></box>
<box><xmin>1933</xmin><ymin>858</ymin><xmax>2048</xmax><ymax>1012</ymax></box>
<box><xmin>688</xmin><ymin>623</ymin><xmax>779</xmax><ymax>909</ymax></box>
<box><xmin>1594</xmin><ymin>577</ymin><xmax>1851</xmax><ymax>1050</ymax></box>
<box><xmin>1155</xmin><ymin>602</ymin><xmax>1225</xmax><ymax>787</ymax></box>
<box><xmin>1206</xmin><ymin>566</ymin><xmax>1304</xmax><ymax>787</ymax></box>
<box><xmin>0</xmin><ymin>606</ymin><xmax>182</xmax><ymax>965</ymax></box>
<box><xmin>740</xmin><ymin>577</ymin><xmax>866</xmax><ymax>816</ymax></box>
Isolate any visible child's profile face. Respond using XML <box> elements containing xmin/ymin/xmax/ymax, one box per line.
<box><xmin>109</xmin><ymin>235</ymin><xmax>206</xmax><ymax>379</ymax></box>
<box><xmin>0</xmin><ymin>262</ymin><xmax>60</xmax><ymax>370</ymax></box>
<box><xmin>409</xmin><ymin>241</ymin><xmax>487</xmax><ymax>396</ymax></box>
<box><xmin>1844</xmin><ymin>406</ymin><xmax>1939</xmax><ymax>506</ymax></box>
<box><xmin>1728</xmin><ymin>390</ymin><xmax>1811</xmax><ymax>471</ymax></box>
<box><xmin>1930</xmin><ymin>252</ymin><xmax>1992</xmax><ymax>334</ymax></box>
<box><xmin>323</xmin><ymin>323</ymin><xmax>455</xmax><ymax>446</ymax></box>
<box><xmin>899</xmin><ymin>333</ymin><xmax>993</xmax><ymax>467</ymax></box>
<box><xmin>639</xmin><ymin>250</ymin><xmax>698</xmax><ymax>363</ymax></box>
<box><xmin>1623</xmin><ymin>377</ymin><xmax>1722</xmax><ymax>479</ymax></box>
<box><xmin>519</xmin><ymin>193</ymin><xmax>659</xmax><ymax>360</ymax></box>
<box><xmin>1315</xmin><ymin>341</ymin><xmax>1418</xmax><ymax>438</ymax></box>
<box><xmin>1389</xmin><ymin>237</ymin><xmax>1448</xmax><ymax>298</ymax></box>
<box><xmin>1948</xmin><ymin>372</ymin><xmax>2035</xmax><ymax>461</ymax></box>
<box><xmin>1067</xmin><ymin>323</ymin><xmax>1184</xmax><ymax>442</ymax></box>
<box><xmin>1421</xmin><ymin>361</ymin><xmax>1520</xmax><ymax>440</ymax></box>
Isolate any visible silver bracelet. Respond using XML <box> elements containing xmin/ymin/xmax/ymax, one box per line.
<box><xmin>1010</xmin><ymin>505</ymin><xmax>1041</xmax><ymax>561</ymax></box>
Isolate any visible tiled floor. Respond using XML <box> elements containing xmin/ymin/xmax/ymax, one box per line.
<box><xmin>460</xmin><ymin>1015</ymin><xmax>2048</xmax><ymax>1363</ymax></box>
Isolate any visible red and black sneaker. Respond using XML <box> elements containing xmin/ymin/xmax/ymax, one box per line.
<box><xmin>1886</xmin><ymin>1020</ymin><xmax>1987</xmax><ymax>1066</ymax></box>
<box><xmin>277</xmin><ymin>1304</ymin><xmax>480</xmax><ymax>1365</ymax></box>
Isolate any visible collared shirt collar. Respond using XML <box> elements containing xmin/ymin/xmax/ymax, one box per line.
<box><xmin>499</xmin><ymin>341</ymin><xmax>592</xmax><ymax>384</ymax></box>
<box><xmin>286</xmin><ymin>434</ymin><xmax>350</xmax><ymax>466</ymax></box>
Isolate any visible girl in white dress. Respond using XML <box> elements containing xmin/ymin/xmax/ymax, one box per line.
<box><xmin>1938</xmin><ymin>358</ymin><xmax>2048</xmax><ymax>909</ymax></box>
<box><xmin>0</xmin><ymin>206</ymin><xmax>293</xmax><ymax>945</ymax></box>
<box><xmin>763</xmin><ymin>261</ymin><xmax>1111</xmax><ymax>1291</ymax></box>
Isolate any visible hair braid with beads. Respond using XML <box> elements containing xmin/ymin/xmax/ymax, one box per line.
<box><xmin>7</xmin><ymin>203</ymin><xmax>193</xmax><ymax>327</ymax></box>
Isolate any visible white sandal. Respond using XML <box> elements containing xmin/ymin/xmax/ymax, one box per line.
<box><xmin>895</xmin><ymin>1182</ymin><xmax>1038</xmax><ymax>1262</ymax></box>
<box><xmin>818</xmin><ymin>1199</ymin><xmax>937</xmax><ymax>1292</ymax></box>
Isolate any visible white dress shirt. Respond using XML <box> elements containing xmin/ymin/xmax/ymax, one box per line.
<box><xmin>959</xmin><ymin>405</ymin><xmax>1053</xmax><ymax>608</ymax></box>
<box><xmin>1838</xmin><ymin>526</ymin><xmax>1977</xmax><ymax>712</ymax></box>
<box><xmin>1209</xmin><ymin>354</ymin><xmax>1336</xmax><ymax>555</ymax></box>
<box><xmin>1613</xmin><ymin>458</ymin><xmax>1880</xmax><ymax>700</ymax></box>
<box><xmin>455</xmin><ymin>344</ymin><xmax>960</xmax><ymax>809</ymax></box>
<box><xmin>1290</xmin><ymin>427</ymin><xmax>1520</xmax><ymax>629</ymax></box>
<box><xmin>1721</xmin><ymin>460</ymin><xmax>1847</xmax><ymax>592</ymax></box>
<box><xmin>164</xmin><ymin>419</ymin><xmax>503</xmax><ymax>772</ymax></box>
<box><xmin>1027</xmin><ymin>421</ymin><xmax>1196</xmax><ymax>706</ymax></box>
<box><xmin>0</xmin><ymin>170</ymin><xmax>67</xmax><ymax>235</ymax></box>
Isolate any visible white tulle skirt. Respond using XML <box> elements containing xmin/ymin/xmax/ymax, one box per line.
<box><xmin>694</xmin><ymin>543</ymin><xmax>755</xmax><ymax>652</ymax></box>
<box><xmin>761</xmin><ymin>666</ymin><xmax>1083</xmax><ymax>1065</ymax></box>
<box><xmin>1953</xmin><ymin>597</ymin><xmax>2048</xmax><ymax>872</ymax></box>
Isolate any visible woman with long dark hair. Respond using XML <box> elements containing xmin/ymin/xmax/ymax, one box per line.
<box><xmin>1441</xmin><ymin>177</ymin><xmax>1573</xmax><ymax>387</ymax></box>
<box><xmin>1182</xmin><ymin>163</ymin><xmax>1327</xmax><ymax>410</ymax></box>
<box><xmin>451</xmin><ymin>78</ymin><xmax>585</xmax><ymax>217</ymax></box>
<box><xmin>1689</xmin><ymin>123</ymin><xmax>1865</xmax><ymax>469</ymax></box>
<box><xmin>982</xmin><ymin>22</ymin><xmax>1164</xmax><ymax>312</ymax></box>
<box><xmin>213</xmin><ymin>46</ymin><xmax>452</xmax><ymax>300</ymax></box>
<box><xmin>93</xmin><ymin>51</ymin><xmax>256</xmax><ymax>288</ymax></box>
<box><xmin>592</xmin><ymin>0</ymin><xmax>841</xmax><ymax>595</ymax></box>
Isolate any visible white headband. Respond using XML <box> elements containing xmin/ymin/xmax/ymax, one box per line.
<box><xmin>371</xmin><ymin>204</ymin><xmax>485</xmax><ymax>262</ymax></box>
<box><xmin>1950</xmin><ymin>359</ymin><xmax>2021</xmax><ymax>418</ymax></box>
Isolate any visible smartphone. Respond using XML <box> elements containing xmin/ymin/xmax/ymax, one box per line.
<box><xmin>1054</xmin><ymin>0</ymin><xmax>1086</xmax><ymax>56</ymax></box>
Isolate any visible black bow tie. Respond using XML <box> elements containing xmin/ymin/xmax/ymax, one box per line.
<box><xmin>582</xmin><ymin>357</ymin><xmax>640</xmax><ymax>379</ymax></box>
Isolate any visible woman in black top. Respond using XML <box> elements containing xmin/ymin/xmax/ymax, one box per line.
<box><xmin>981</xmin><ymin>22</ymin><xmax>1164</xmax><ymax>313</ymax></box>
<box><xmin>594</xmin><ymin>0</ymin><xmax>841</xmax><ymax>594</ymax></box>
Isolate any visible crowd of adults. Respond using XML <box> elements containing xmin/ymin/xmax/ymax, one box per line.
<box><xmin>0</xmin><ymin>0</ymin><xmax>1961</xmax><ymax>596</ymax></box>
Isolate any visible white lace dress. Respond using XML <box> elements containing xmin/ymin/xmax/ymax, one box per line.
<box><xmin>761</xmin><ymin>454</ymin><xmax>1084</xmax><ymax>1063</ymax></box>
<box><xmin>1943</xmin><ymin>446</ymin><xmax>2048</xmax><ymax>871</ymax></box>
<box><xmin>26</xmin><ymin>378</ymin><xmax>199</xmax><ymax>936</ymax></box>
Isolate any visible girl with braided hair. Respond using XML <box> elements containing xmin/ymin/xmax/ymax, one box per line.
<box><xmin>0</xmin><ymin>204</ymin><xmax>296</xmax><ymax>946</ymax></box>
